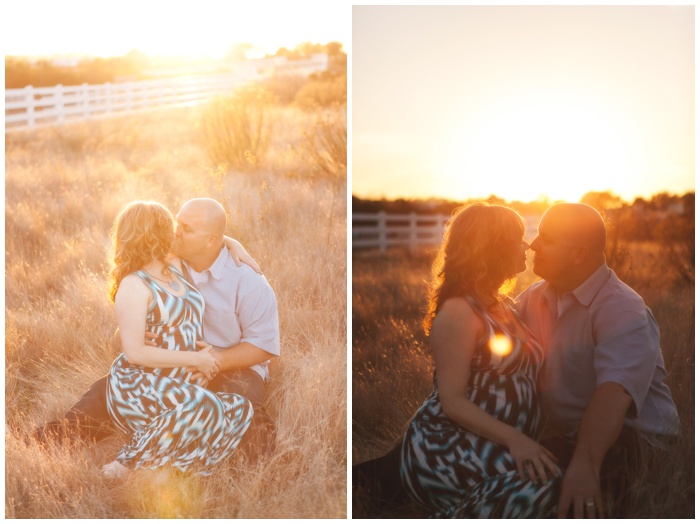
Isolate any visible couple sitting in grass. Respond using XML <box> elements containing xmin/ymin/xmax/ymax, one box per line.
<box><xmin>356</xmin><ymin>202</ymin><xmax>679</xmax><ymax>518</ymax></box>
<box><xmin>34</xmin><ymin>198</ymin><xmax>279</xmax><ymax>479</ymax></box>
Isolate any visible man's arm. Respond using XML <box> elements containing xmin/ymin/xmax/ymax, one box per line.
<box><xmin>215</xmin><ymin>341</ymin><xmax>276</xmax><ymax>372</ymax></box>
<box><xmin>557</xmin><ymin>381</ymin><xmax>632</xmax><ymax>518</ymax></box>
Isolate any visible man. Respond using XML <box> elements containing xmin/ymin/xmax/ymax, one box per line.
<box><xmin>34</xmin><ymin>198</ymin><xmax>280</xmax><ymax>461</ymax></box>
<box><xmin>516</xmin><ymin>203</ymin><xmax>680</xmax><ymax>518</ymax></box>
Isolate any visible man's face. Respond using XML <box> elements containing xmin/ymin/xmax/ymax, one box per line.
<box><xmin>529</xmin><ymin>213</ymin><xmax>578</xmax><ymax>281</ymax></box>
<box><xmin>175</xmin><ymin>205</ymin><xmax>212</xmax><ymax>261</ymax></box>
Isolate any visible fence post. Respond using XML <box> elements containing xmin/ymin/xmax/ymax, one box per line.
<box><xmin>409</xmin><ymin>212</ymin><xmax>418</xmax><ymax>253</ymax></box>
<box><xmin>378</xmin><ymin>211</ymin><xmax>387</xmax><ymax>253</ymax></box>
<box><xmin>125</xmin><ymin>82</ymin><xmax>132</xmax><ymax>111</ymax></box>
<box><xmin>55</xmin><ymin>84</ymin><xmax>64</xmax><ymax>124</ymax></box>
<box><xmin>105</xmin><ymin>82</ymin><xmax>112</xmax><ymax>115</ymax></box>
<box><xmin>81</xmin><ymin>83</ymin><xmax>89</xmax><ymax>119</ymax></box>
<box><xmin>25</xmin><ymin>85</ymin><xmax>35</xmax><ymax>129</ymax></box>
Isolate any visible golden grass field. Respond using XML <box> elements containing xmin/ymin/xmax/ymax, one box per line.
<box><xmin>352</xmin><ymin>245</ymin><xmax>694</xmax><ymax>518</ymax></box>
<box><xmin>6</xmin><ymin>102</ymin><xmax>347</xmax><ymax>518</ymax></box>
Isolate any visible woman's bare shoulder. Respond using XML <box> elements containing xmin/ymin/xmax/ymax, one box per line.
<box><xmin>437</xmin><ymin>296</ymin><xmax>480</xmax><ymax>319</ymax></box>
<box><xmin>115</xmin><ymin>273</ymin><xmax>150</xmax><ymax>302</ymax></box>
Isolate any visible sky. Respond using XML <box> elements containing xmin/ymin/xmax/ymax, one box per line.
<box><xmin>3</xmin><ymin>1</ymin><xmax>349</xmax><ymax>59</ymax></box>
<box><xmin>352</xmin><ymin>5</ymin><xmax>695</xmax><ymax>203</ymax></box>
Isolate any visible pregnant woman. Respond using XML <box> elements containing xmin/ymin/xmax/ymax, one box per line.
<box><xmin>400</xmin><ymin>202</ymin><xmax>561</xmax><ymax>518</ymax></box>
<box><xmin>102</xmin><ymin>200</ymin><xmax>253</xmax><ymax>478</ymax></box>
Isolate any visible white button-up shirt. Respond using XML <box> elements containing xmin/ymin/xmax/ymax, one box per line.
<box><xmin>183</xmin><ymin>246</ymin><xmax>280</xmax><ymax>382</ymax></box>
<box><xmin>516</xmin><ymin>263</ymin><xmax>679</xmax><ymax>438</ymax></box>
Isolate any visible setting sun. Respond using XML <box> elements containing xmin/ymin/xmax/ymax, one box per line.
<box><xmin>440</xmin><ymin>89</ymin><xmax>643</xmax><ymax>203</ymax></box>
<box><xmin>353</xmin><ymin>6</ymin><xmax>694</xmax><ymax>204</ymax></box>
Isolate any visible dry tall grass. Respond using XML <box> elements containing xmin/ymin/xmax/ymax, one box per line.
<box><xmin>6</xmin><ymin>102</ymin><xmax>347</xmax><ymax>518</ymax></box>
<box><xmin>352</xmin><ymin>246</ymin><xmax>694</xmax><ymax>518</ymax></box>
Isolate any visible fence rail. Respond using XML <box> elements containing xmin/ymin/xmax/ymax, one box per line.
<box><xmin>5</xmin><ymin>55</ymin><xmax>329</xmax><ymax>132</ymax></box>
<box><xmin>5</xmin><ymin>73</ymin><xmax>256</xmax><ymax>131</ymax></box>
<box><xmin>353</xmin><ymin>211</ymin><xmax>541</xmax><ymax>252</ymax></box>
<box><xmin>352</xmin><ymin>212</ymin><xmax>450</xmax><ymax>252</ymax></box>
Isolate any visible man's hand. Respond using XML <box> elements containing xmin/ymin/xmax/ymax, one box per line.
<box><xmin>557</xmin><ymin>454</ymin><xmax>604</xmax><ymax>518</ymax></box>
<box><xmin>186</xmin><ymin>341</ymin><xmax>222</xmax><ymax>385</ymax></box>
<box><xmin>144</xmin><ymin>331</ymin><xmax>158</xmax><ymax>347</ymax></box>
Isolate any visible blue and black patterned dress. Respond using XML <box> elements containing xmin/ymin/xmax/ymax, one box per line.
<box><xmin>106</xmin><ymin>266</ymin><xmax>253</xmax><ymax>475</ymax></box>
<box><xmin>400</xmin><ymin>296</ymin><xmax>560</xmax><ymax>518</ymax></box>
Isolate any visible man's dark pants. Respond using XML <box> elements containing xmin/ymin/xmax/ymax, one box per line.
<box><xmin>33</xmin><ymin>369</ymin><xmax>276</xmax><ymax>462</ymax></box>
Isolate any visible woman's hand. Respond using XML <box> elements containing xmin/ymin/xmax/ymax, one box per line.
<box><xmin>224</xmin><ymin>236</ymin><xmax>261</xmax><ymax>274</ymax></box>
<box><xmin>193</xmin><ymin>342</ymin><xmax>221</xmax><ymax>381</ymax></box>
<box><xmin>506</xmin><ymin>431</ymin><xmax>560</xmax><ymax>486</ymax></box>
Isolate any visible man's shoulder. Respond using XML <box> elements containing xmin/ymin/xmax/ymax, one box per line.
<box><xmin>593</xmin><ymin>270</ymin><xmax>647</xmax><ymax>315</ymax></box>
<box><xmin>222</xmin><ymin>259</ymin><xmax>276</xmax><ymax>292</ymax></box>
<box><xmin>516</xmin><ymin>279</ymin><xmax>548</xmax><ymax>303</ymax></box>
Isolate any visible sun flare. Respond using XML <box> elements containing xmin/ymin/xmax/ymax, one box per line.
<box><xmin>489</xmin><ymin>334</ymin><xmax>513</xmax><ymax>357</ymax></box>
<box><xmin>440</xmin><ymin>90</ymin><xmax>643</xmax><ymax>203</ymax></box>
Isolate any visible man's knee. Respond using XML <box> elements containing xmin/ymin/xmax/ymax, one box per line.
<box><xmin>33</xmin><ymin>376</ymin><xmax>114</xmax><ymax>444</ymax></box>
<box><xmin>210</xmin><ymin>369</ymin><xmax>265</xmax><ymax>406</ymax></box>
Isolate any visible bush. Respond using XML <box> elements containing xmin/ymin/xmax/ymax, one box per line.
<box><xmin>199</xmin><ymin>86</ymin><xmax>277</xmax><ymax>171</ymax></box>
<box><xmin>294</xmin><ymin>73</ymin><xmax>347</xmax><ymax>109</ymax></box>
<box><xmin>301</xmin><ymin>105</ymin><xmax>347</xmax><ymax>181</ymax></box>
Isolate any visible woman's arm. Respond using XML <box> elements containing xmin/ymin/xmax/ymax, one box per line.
<box><xmin>432</xmin><ymin>298</ymin><xmax>558</xmax><ymax>483</ymax></box>
<box><xmin>223</xmin><ymin>236</ymin><xmax>261</xmax><ymax>274</ymax></box>
<box><xmin>114</xmin><ymin>275</ymin><xmax>219</xmax><ymax>376</ymax></box>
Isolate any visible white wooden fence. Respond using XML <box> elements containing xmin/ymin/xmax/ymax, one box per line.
<box><xmin>352</xmin><ymin>212</ymin><xmax>451</xmax><ymax>252</ymax></box>
<box><xmin>5</xmin><ymin>55</ymin><xmax>329</xmax><ymax>132</ymax></box>
<box><xmin>353</xmin><ymin>211</ymin><xmax>541</xmax><ymax>252</ymax></box>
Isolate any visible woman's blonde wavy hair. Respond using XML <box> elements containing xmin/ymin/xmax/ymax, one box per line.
<box><xmin>423</xmin><ymin>202</ymin><xmax>526</xmax><ymax>335</ymax></box>
<box><xmin>108</xmin><ymin>201</ymin><xmax>175</xmax><ymax>302</ymax></box>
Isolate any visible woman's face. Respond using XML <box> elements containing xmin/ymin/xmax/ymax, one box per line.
<box><xmin>506</xmin><ymin>236</ymin><xmax>529</xmax><ymax>275</ymax></box>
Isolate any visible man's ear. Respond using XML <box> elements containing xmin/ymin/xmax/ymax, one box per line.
<box><xmin>206</xmin><ymin>234</ymin><xmax>219</xmax><ymax>249</ymax></box>
<box><xmin>572</xmin><ymin>245</ymin><xmax>589</xmax><ymax>265</ymax></box>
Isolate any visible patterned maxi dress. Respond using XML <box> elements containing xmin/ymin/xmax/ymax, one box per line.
<box><xmin>106</xmin><ymin>266</ymin><xmax>253</xmax><ymax>475</ymax></box>
<box><xmin>400</xmin><ymin>296</ymin><xmax>561</xmax><ymax>518</ymax></box>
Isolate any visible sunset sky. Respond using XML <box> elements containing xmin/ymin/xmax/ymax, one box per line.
<box><xmin>3</xmin><ymin>1</ymin><xmax>348</xmax><ymax>59</ymax></box>
<box><xmin>353</xmin><ymin>5</ymin><xmax>694</xmax><ymax>203</ymax></box>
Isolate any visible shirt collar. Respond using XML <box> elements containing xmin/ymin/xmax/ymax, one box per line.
<box><xmin>570</xmin><ymin>262</ymin><xmax>610</xmax><ymax>307</ymax></box>
<box><xmin>183</xmin><ymin>246</ymin><xmax>228</xmax><ymax>284</ymax></box>
<box><xmin>542</xmin><ymin>262</ymin><xmax>610</xmax><ymax>308</ymax></box>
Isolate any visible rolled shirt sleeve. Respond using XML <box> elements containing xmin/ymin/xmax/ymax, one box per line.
<box><xmin>593</xmin><ymin>308</ymin><xmax>658</xmax><ymax>419</ymax></box>
<box><xmin>236</xmin><ymin>271</ymin><xmax>280</xmax><ymax>357</ymax></box>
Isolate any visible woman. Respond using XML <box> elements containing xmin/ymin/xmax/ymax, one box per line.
<box><xmin>102</xmin><ymin>201</ymin><xmax>253</xmax><ymax>479</ymax></box>
<box><xmin>400</xmin><ymin>202</ymin><xmax>561</xmax><ymax>518</ymax></box>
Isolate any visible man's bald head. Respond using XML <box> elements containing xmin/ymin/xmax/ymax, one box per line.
<box><xmin>175</xmin><ymin>198</ymin><xmax>229</xmax><ymax>271</ymax></box>
<box><xmin>530</xmin><ymin>203</ymin><xmax>608</xmax><ymax>291</ymax></box>
<box><xmin>179</xmin><ymin>198</ymin><xmax>227</xmax><ymax>238</ymax></box>
<box><xmin>541</xmin><ymin>203</ymin><xmax>607</xmax><ymax>254</ymax></box>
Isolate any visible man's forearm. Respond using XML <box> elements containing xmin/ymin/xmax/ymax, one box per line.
<box><xmin>572</xmin><ymin>382</ymin><xmax>633</xmax><ymax>469</ymax></box>
<box><xmin>216</xmin><ymin>342</ymin><xmax>274</xmax><ymax>372</ymax></box>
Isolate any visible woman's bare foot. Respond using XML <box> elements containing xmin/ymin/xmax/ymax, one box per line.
<box><xmin>102</xmin><ymin>460</ymin><xmax>130</xmax><ymax>480</ymax></box>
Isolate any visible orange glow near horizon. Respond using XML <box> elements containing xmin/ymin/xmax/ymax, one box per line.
<box><xmin>438</xmin><ymin>90</ymin><xmax>644</xmax><ymax>203</ymax></box>
<box><xmin>353</xmin><ymin>6</ymin><xmax>694</xmax><ymax>205</ymax></box>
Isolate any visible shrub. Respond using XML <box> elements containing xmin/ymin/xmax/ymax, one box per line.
<box><xmin>301</xmin><ymin>105</ymin><xmax>347</xmax><ymax>181</ymax></box>
<box><xmin>294</xmin><ymin>73</ymin><xmax>347</xmax><ymax>109</ymax></box>
<box><xmin>199</xmin><ymin>86</ymin><xmax>277</xmax><ymax>171</ymax></box>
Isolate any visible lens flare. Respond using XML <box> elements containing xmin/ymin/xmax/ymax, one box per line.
<box><xmin>489</xmin><ymin>334</ymin><xmax>513</xmax><ymax>356</ymax></box>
